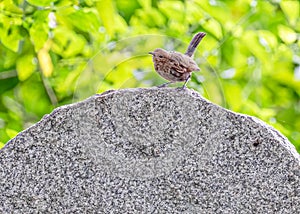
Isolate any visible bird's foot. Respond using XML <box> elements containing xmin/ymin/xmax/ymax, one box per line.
<box><xmin>157</xmin><ymin>82</ymin><xmax>172</xmax><ymax>88</ymax></box>
<box><xmin>177</xmin><ymin>85</ymin><xmax>187</xmax><ymax>90</ymax></box>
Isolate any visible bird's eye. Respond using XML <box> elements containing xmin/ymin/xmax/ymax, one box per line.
<box><xmin>159</xmin><ymin>55</ymin><xmax>163</xmax><ymax>58</ymax></box>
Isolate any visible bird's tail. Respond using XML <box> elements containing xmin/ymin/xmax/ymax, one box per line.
<box><xmin>185</xmin><ymin>32</ymin><xmax>206</xmax><ymax>57</ymax></box>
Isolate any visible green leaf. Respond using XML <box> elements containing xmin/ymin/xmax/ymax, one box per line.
<box><xmin>95</xmin><ymin>0</ymin><xmax>128</xmax><ymax>35</ymax></box>
<box><xmin>16</xmin><ymin>54</ymin><xmax>36</xmax><ymax>81</ymax></box>
<box><xmin>6</xmin><ymin>128</ymin><xmax>18</xmax><ymax>139</ymax></box>
<box><xmin>19</xmin><ymin>73</ymin><xmax>52</xmax><ymax>117</ymax></box>
<box><xmin>65</xmin><ymin>9</ymin><xmax>101</xmax><ymax>34</ymax></box>
<box><xmin>96</xmin><ymin>0</ymin><xmax>116</xmax><ymax>36</ymax></box>
<box><xmin>29</xmin><ymin>11</ymin><xmax>49</xmax><ymax>51</ymax></box>
<box><xmin>116</xmin><ymin>0</ymin><xmax>141</xmax><ymax>23</ymax></box>
<box><xmin>26</xmin><ymin>0</ymin><xmax>58</xmax><ymax>7</ymax></box>
<box><xmin>0</xmin><ymin>77</ymin><xmax>19</xmax><ymax>94</ymax></box>
<box><xmin>52</xmin><ymin>27</ymin><xmax>86</xmax><ymax>58</ymax></box>
<box><xmin>258</xmin><ymin>30</ymin><xmax>278</xmax><ymax>49</ymax></box>
<box><xmin>196</xmin><ymin>0</ymin><xmax>231</xmax><ymax>24</ymax></box>
<box><xmin>158</xmin><ymin>1</ymin><xmax>185</xmax><ymax>21</ymax></box>
<box><xmin>38</xmin><ymin>46</ymin><xmax>53</xmax><ymax>77</ymax></box>
<box><xmin>0</xmin><ymin>44</ymin><xmax>19</xmax><ymax>70</ymax></box>
<box><xmin>0</xmin><ymin>141</ymin><xmax>5</xmax><ymax>149</ymax></box>
<box><xmin>278</xmin><ymin>25</ymin><xmax>297</xmax><ymax>44</ymax></box>
<box><xmin>241</xmin><ymin>30</ymin><xmax>268</xmax><ymax>64</ymax></box>
<box><xmin>203</xmin><ymin>18</ymin><xmax>223</xmax><ymax>40</ymax></box>
<box><xmin>0</xmin><ymin>22</ymin><xmax>23</xmax><ymax>52</ymax></box>
<box><xmin>280</xmin><ymin>1</ymin><xmax>299</xmax><ymax>26</ymax></box>
<box><xmin>131</xmin><ymin>8</ymin><xmax>166</xmax><ymax>28</ymax></box>
<box><xmin>1</xmin><ymin>0</ymin><xmax>23</xmax><ymax>13</ymax></box>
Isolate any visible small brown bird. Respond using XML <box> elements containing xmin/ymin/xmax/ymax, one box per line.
<box><xmin>149</xmin><ymin>32</ymin><xmax>206</xmax><ymax>88</ymax></box>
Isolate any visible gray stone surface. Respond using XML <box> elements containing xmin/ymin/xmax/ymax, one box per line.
<box><xmin>0</xmin><ymin>88</ymin><xmax>299</xmax><ymax>213</ymax></box>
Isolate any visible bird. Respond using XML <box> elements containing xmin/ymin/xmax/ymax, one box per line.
<box><xmin>149</xmin><ymin>32</ymin><xmax>206</xmax><ymax>88</ymax></box>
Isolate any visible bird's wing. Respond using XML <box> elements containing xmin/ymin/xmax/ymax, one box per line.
<box><xmin>169</xmin><ymin>52</ymin><xmax>199</xmax><ymax>73</ymax></box>
<box><xmin>169</xmin><ymin>52</ymin><xmax>190</xmax><ymax>73</ymax></box>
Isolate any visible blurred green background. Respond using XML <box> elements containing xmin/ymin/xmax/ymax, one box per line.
<box><xmin>0</xmin><ymin>0</ymin><xmax>299</xmax><ymax>151</ymax></box>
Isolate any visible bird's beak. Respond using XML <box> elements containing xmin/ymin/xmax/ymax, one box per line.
<box><xmin>149</xmin><ymin>52</ymin><xmax>154</xmax><ymax>55</ymax></box>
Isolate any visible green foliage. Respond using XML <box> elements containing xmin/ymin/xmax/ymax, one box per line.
<box><xmin>0</xmin><ymin>0</ymin><xmax>299</xmax><ymax>151</ymax></box>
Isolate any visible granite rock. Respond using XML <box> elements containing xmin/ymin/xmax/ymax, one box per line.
<box><xmin>0</xmin><ymin>88</ymin><xmax>299</xmax><ymax>213</ymax></box>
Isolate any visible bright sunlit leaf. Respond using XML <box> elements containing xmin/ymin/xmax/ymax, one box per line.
<box><xmin>280</xmin><ymin>1</ymin><xmax>299</xmax><ymax>26</ymax></box>
<box><xmin>26</xmin><ymin>0</ymin><xmax>58</xmax><ymax>7</ymax></box>
<box><xmin>6</xmin><ymin>128</ymin><xmax>18</xmax><ymax>139</ymax></box>
<box><xmin>278</xmin><ymin>25</ymin><xmax>297</xmax><ymax>44</ymax></box>
<box><xmin>96</xmin><ymin>0</ymin><xmax>115</xmax><ymax>36</ymax></box>
<box><xmin>203</xmin><ymin>18</ymin><xmax>223</xmax><ymax>40</ymax></box>
<box><xmin>258</xmin><ymin>30</ymin><xmax>278</xmax><ymax>49</ymax></box>
<box><xmin>16</xmin><ymin>54</ymin><xmax>36</xmax><ymax>81</ymax></box>
<box><xmin>0</xmin><ymin>141</ymin><xmax>4</xmax><ymax>149</ymax></box>
<box><xmin>158</xmin><ymin>1</ymin><xmax>185</xmax><ymax>21</ymax></box>
<box><xmin>0</xmin><ymin>0</ymin><xmax>23</xmax><ymax>14</ymax></box>
<box><xmin>29</xmin><ymin>11</ymin><xmax>49</xmax><ymax>51</ymax></box>
<box><xmin>65</xmin><ymin>9</ymin><xmax>101</xmax><ymax>34</ymax></box>
<box><xmin>0</xmin><ymin>25</ymin><xmax>23</xmax><ymax>52</ymax></box>
<box><xmin>38</xmin><ymin>40</ymin><xmax>53</xmax><ymax>77</ymax></box>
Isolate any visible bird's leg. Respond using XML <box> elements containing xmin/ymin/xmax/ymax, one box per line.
<box><xmin>180</xmin><ymin>75</ymin><xmax>191</xmax><ymax>89</ymax></box>
<box><xmin>157</xmin><ymin>82</ymin><xmax>172</xmax><ymax>88</ymax></box>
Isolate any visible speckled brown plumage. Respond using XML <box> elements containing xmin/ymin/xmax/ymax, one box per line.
<box><xmin>149</xmin><ymin>32</ymin><xmax>206</xmax><ymax>88</ymax></box>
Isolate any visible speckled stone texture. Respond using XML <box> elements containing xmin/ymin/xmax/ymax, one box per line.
<box><xmin>0</xmin><ymin>88</ymin><xmax>299</xmax><ymax>213</ymax></box>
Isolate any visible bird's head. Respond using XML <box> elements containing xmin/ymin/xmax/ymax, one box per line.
<box><xmin>149</xmin><ymin>48</ymin><xmax>169</xmax><ymax>61</ymax></box>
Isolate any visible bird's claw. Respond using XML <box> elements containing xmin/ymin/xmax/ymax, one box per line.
<box><xmin>177</xmin><ymin>85</ymin><xmax>187</xmax><ymax>90</ymax></box>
